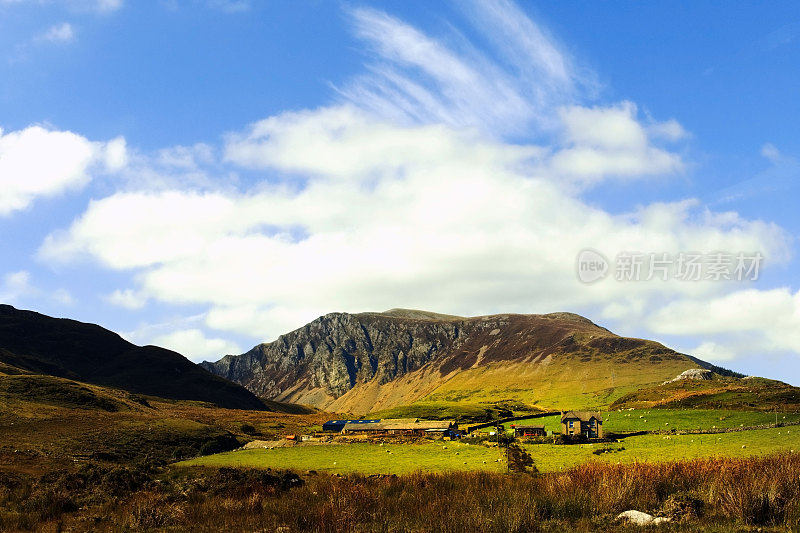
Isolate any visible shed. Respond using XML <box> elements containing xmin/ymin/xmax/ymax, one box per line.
<box><xmin>513</xmin><ymin>425</ymin><xmax>546</xmax><ymax>437</ymax></box>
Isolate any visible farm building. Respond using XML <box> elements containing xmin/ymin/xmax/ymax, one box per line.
<box><xmin>338</xmin><ymin>418</ymin><xmax>458</xmax><ymax>436</ymax></box>
<box><xmin>322</xmin><ymin>419</ymin><xmax>380</xmax><ymax>433</ymax></box>
<box><xmin>561</xmin><ymin>411</ymin><xmax>603</xmax><ymax>439</ymax></box>
<box><xmin>512</xmin><ymin>425</ymin><xmax>546</xmax><ymax>437</ymax></box>
<box><xmin>386</xmin><ymin>419</ymin><xmax>457</xmax><ymax>436</ymax></box>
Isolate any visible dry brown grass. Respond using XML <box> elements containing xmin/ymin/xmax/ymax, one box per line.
<box><xmin>3</xmin><ymin>453</ymin><xmax>800</xmax><ymax>531</ymax></box>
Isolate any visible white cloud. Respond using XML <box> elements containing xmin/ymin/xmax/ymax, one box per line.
<box><xmin>690</xmin><ymin>341</ymin><xmax>737</xmax><ymax>362</ymax></box>
<box><xmin>105</xmin><ymin>289</ymin><xmax>146</xmax><ymax>310</ymax></box>
<box><xmin>648</xmin><ymin>118</ymin><xmax>688</xmax><ymax>142</ymax></box>
<box><xmin>52</xmin><ymin>288</ymin><xmax>74</xmax><ymax>305</ymax></box>
<box><xmin>0</xmin><ymin>271</ymin><xmax>75</xmax><ymax>306</ymax></box>
<box><xmin>122</xmin><ymin>315</ymin><xmax>241</xmax><ymax>362</ymax></box>
<box><xmin>648</xmin><ymin>288</ymin><xmax>800</xmax><ymax>357</ymax></box>
<box><xmin>37</xmin><ymin>22</ymin><xmax>75</xmax><ymax>43</ymax></box>
<box><xmin>40</xmin><ymin>106</ymin><xmax>789</xmax><ymax>344</ymax></box>
<box><xmin>0</xmin><ymin>125</ymin><xmax>127</xmax><ymax>215</ymax></box>
<box><xmin>31</xmin><ymin>2</ymin><xmax>797</xmax><ymax>369</ymax></box>
<box><xmin>150</xmin><ymin>329</ymin><xmax>241</xmax><ymax>363</ymax></box>
<box><xmin>157</xmin><ymin>143</ymin><xmax>214</xmax><ymax>169</ymax></box>
<box><xmin>103</xmin><ymin>136</ymin><xmax>128</xmax><ymax>170</ymax></box>
<box><xmin>0</xmin><ymin>271</ymin><xmax>34</xmax><ymax>303</ymax></box>
<box><xmin>550</xmin><ymin>102</ymin><xmax>684</xmax><ymax>184</ymax></box>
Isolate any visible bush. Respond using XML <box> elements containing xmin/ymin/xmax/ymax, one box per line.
<box><xmin>660</xmin><ymin>491</ymin><xmax>704</xmax><ymax>521</ymax></box>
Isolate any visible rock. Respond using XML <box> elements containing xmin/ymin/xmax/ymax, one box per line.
<box><xmin>663</xmin><ymin>368</ymin><xmax>716</xmax><ymax>385</ymax></box>
<box><xmin>617</xmin><ymin>510</ymin><xmax>673</xmax><ymax>526</ymax></box>
<box><xmin>617</xmin><ymin>510</ymin><xmax>656</xmax><ymax>525</ymax></box>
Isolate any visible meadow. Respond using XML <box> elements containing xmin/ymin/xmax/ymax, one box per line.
<box><xmin>182</xmin><ymin>425</ymin><xmax>800</xmax><ymax>475</ymax></box>
<box><xmin>497</xmin><ymin>408</ymin><xmax>800</xmax><ymax>435</ymax></box>
<box><xmin>179</xmin><ymin>441</ymin><xmax>508</xmax><ymax>474</ymax></box>
<box><xmin>524</xmin><ymin>426</ymin><xmax>800</xmax><ymax>472</ymax></box>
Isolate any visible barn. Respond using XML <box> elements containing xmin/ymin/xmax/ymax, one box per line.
<box><xmin>322</xmin><ymin>419</ymin><xmax>381</xmax><ymax>433</ymax></box>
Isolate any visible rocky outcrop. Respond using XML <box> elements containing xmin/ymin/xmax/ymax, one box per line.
<box><xmin>663</xmin><ymin>368</ymin><xmax>716</xmax><ymax>384</ymax></box>
<box><xmin>203</xmin><ymin>311</ymin><xmax>486</xmax><ymax>402</ymax></box>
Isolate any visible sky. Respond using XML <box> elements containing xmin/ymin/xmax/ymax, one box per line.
<box><xmin>2</xmin><ymin>1</ymin><xmax>800</xmax><ymax>385</ymax></box>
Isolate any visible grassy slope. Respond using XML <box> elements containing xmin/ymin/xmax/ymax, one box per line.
<box><xmin>0</xmin><ymin>304</ymin><xmax>265</xmax><ymax>410</ymax></box>
<box><xmin>419</xmin><ymin>352</ymin><xmax>693</xmax><ymax>409</ymax></box>
<box><xmin>367</xmin><ymin>400</ymin><xmax>542</xmax><ymax>423</ymax></box>
<box><xmin>611</xmin><ymin>376</ymin><xmax>800</xmax><ymax>411</ymax></box>
<box><xmin>0</xmin><ymin>371</ymin><xmax>330</xmax><ymax>471</ymax></box>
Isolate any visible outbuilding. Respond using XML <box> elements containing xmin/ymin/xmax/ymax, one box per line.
<box><xmin>322</xmin><ymin>419</ymin><xmax>380</xmax><ymax>433</ymax></box>
<box><xmin>513</xmin><ymin>425</ymin><xmax>546</xmax><ymax>437</ymax></box>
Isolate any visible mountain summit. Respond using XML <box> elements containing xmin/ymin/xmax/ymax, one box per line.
<box><xmin>201</xmin><ymin>309</ymin><xmax>719</xmax><ymax>414</ymax></box>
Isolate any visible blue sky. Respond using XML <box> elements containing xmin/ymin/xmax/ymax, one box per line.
<box><xmin>2</xmin><ymin>1</ymin><xmax>800</xmax><ymax>385</ymax></box>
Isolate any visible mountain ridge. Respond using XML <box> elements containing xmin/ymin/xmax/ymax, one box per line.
<box><xmin>0</xmin><ymin>304</ymin><xmax>266</xmax><ymax>410</ymax></box>
<box><xmin>201</xmin><ymin>309</ymin><xmax>717</xmax><ymax>414</ymax></box>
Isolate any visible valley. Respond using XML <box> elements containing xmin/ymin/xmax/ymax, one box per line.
<box><xmin>2</xmin><ymin>305</ymin><xmax>800</xmax><ymax>531</ymax></box>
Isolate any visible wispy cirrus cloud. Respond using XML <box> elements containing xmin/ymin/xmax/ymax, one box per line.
<box><xmin>337</xmin><ymin>3</ymin><xmax>580</xmax><ymax>137</ymax></box>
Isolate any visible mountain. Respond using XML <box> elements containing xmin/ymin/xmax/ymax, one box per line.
<box><xmin>201</xmin><ymin>309</ymin><xmax>719</xmax><ymax>415</ymax></box>
<box><xmin>0</xmin><ymin>304</ymin><xmax>265</xmax><ymax>410</ymax></box>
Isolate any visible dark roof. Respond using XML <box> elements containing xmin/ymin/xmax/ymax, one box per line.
<box><xmin>324</xmin><ymin>419</ymin><xmax>380</xmax><ymax>425</ymax></box>
<box><xmin>560</xmin><ymin>411</ymin><xmax>602</xmax><ymax>423</ymax></box>
<box><xmin>515</xmin><ymin>425</ymin><xmax>545</xmax><ymax>430</ymax></box>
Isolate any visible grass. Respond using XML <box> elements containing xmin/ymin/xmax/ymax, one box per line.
<box><xmin>183</xmin><ymin>425</ymin><xmax>800</xmax><ymax>476</ymax></box>
<box><xmin>7</xmin><ymin>454</ymin><xmax>800</xmax><ymax>531</ymax></box>
<box><xmin>178</xmin><ymin>442</ymin><xmax>507</xmax><ymax>474</ymax></box>
<box><xmin>0</xmin><ymin>376</ymin><xmax>331</xmax><ymax>469</ymax></box>
<box><xmin>523</xmin><ymin>426</ymin><xmax>800</xmax><ymax>472</ymax></box>
<box><xmin>419</xmin><ymin>345</ymin><xmax>694</xmax><ymax>410</ymax></box>
<box><xmin>603</xmin><ymin>408</ymin><xmax>800</xmax><ymax>432</ymax></box>
<box><xmin>492</xmin><ymin>408</ymin><xmax>800</xmax><ymax>437</ymax></box>
<box><xmin>611</xmin><ymin>376</ymin><xmax>800</xmax><ymax>411</ymax></box>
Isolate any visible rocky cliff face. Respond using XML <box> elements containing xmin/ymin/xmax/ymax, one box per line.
<box><xmin>202</xmin><ymin>310</ymin><xmax>472</xmax><ymax>402</ymax></box>
<box><xmin>202</xmin><ymin>309</ymin><xmax>705</xmax><ymax>413</ymax></box>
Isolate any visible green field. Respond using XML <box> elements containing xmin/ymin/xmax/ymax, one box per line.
<box><xmin>178</xmin><ymin>442</ymin><xmax>507</xmax><ymax>474</ymax></box>
<box><xmin>181</xmin><ymin>426</ymin><xmax>800</xmax><ymax>475</ymax></box>
<box><xmin>496</xmin><ymin>409</ymin><xmax>800</xmax><ymax>435</ymax></box>
<box><xmin>524</xmin><ymin>426</ymin><xmax>800</xmax><ymax>471</ymax></box>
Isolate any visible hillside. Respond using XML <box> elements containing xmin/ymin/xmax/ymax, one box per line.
<box><xmin>201</xmin><ymin>309</ymin><xmax>718</xmax><ymax>414</ymax></box>
<box><xmin>0</xmin><ymin>304</ymin><xmax>265</xmax><ymax>410</ymax></box>
<box><xmin>610</xmin><ymin>374</ymin><xmax>800</xmax><ymax>411</ymax></box>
